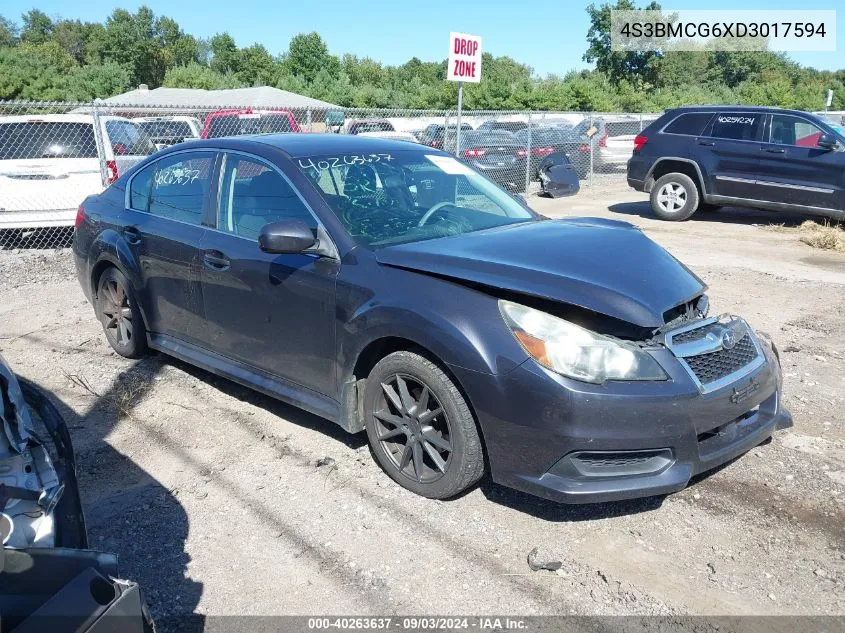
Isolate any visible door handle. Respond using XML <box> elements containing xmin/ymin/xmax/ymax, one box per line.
<box><xmin>203</xmin><ymin>252</ymin><xmax>230</xmax><ymax>271</ymax></box>
<box><xmin>697</xmin><ymin>140</ymin><xmax>716</xmax><ymax>147</ymax></box>
<box><xmin>123</xmin><ymin>226</ymin><xmax>141</xmax><ymax>245</ymax></box>
<box><xmin>763</xmin><ymin>147</ymin><xmax>786</xmax><ymax>154</ymax></box>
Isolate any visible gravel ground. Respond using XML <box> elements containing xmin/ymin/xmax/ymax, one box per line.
<box><xmin>0</xmin><ymin>186</ymin><xmax>842</xmax><ymax>629</ymax></box>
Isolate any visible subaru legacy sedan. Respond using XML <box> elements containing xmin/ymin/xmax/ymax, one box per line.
<box><xmin>73</xmin><ymin>135</ymin><xmax>792</xmax><ymax>504</ymax></box>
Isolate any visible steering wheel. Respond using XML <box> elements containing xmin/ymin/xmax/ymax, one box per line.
<box><xmin>417</xmin><ymin>201</ymin><xmax>454</xmax><ymax>227</ymax></box>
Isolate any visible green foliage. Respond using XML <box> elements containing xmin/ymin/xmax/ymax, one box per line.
<box><xmin>0</xmin><ymin>4</ymin><xmax>841</xmax><ymax>112</ymax></box>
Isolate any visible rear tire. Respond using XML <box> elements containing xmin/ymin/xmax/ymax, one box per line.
<box><xmin>650</xmin><ymin>173</ymin><xmax>699</xmax><ymax>221</ymax></box>
<box><xmin>96</xmin><ymin>267</ymin><xmax>147</xmax><ymax>359</ymax></box>
<box><xmin>364</xmin><ymin>351</ymin><xmax>484</xmax><ymax>499</ymax></box>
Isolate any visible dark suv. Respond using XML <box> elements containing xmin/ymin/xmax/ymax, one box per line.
<box><xmin>627</xmin><ymin>106</ymin><xmax>845</xmax><ymax>221</ymax></box>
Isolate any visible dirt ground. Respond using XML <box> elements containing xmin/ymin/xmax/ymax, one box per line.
<box><xmin>0</xmin><ymin>183</ymin><xmax>843</xmax><ymax>628</ymax></box>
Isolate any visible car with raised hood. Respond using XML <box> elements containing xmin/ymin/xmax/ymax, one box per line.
<box><xmin>628</xmin><ymin>105</ymin><xmax>845</xmax><ymax>221</ymax></box>
<box><xmin>0</xmin><ymin>114</ymin><xmax>153</xmax><ymax>232</ymax></box>
<box><xmin>73</xmin><ymin>134</ymin><xmax>792</xmax><ymax>504</ymax></box>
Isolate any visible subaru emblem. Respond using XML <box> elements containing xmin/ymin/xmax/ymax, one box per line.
<box><xmin>721</xmin><ymin>329</ymin><xmax>737</xmax><ymax>350</ymax></box>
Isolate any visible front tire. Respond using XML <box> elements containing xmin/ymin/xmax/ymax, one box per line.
<box><xmin>650</xmin><ymin>172</ymin><xmax>699</xmax><ymax>221</ymax></box>
<box><xmin>364</xmin><ymin>351</ymin><xmax>484</xmax><ymax>499</ymax></box>
<box><xmin>96</xmin><ymin>267</ymin><xmax>147</xmax><ymax>359</ymax></box>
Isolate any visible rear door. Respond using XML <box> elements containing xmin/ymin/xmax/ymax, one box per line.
<box><xmin>124</xmin><ymin>150</ymin><xmax>217</xmax><ymax>345</ymax></box>
<box><xmin>757</xmin><ymin>113</ymin><xmax>844</xmax><ymax>211</ymax></box>
<box><xmin>0</xmin><ymin>120</ymin><xmax>101</xmax><ymax>227</ymax></box>
<box><xmin>697</xmin><ymin>112</ymin><xmax>764</xmax><ymax>199</ymax></box>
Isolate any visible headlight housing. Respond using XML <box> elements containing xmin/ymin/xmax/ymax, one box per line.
<box><xmin>499</xmin><ymin>300</ymin><xmax>667</xmax><ymax>384</ymax></box>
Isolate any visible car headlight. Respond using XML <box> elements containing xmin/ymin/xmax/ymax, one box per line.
<box><xmin>499</xmin><ymin>300</ymin><xmax>668</xmax><ymax>383</ymax></box>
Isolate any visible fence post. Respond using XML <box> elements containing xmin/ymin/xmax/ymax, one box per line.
<box><xmin>91</xmin><ymin>103</ymin><xmax>109</xmax><ymax>188</ymax></box>
<box><xmin>524</xmin><ymin>111</ymin><xmax>533</xmax><ymax>193</ymax></box>
<box><xmin>589</xmin><ymin>114</ymin><xmax>595</xmax><ymax>189</ymax></box>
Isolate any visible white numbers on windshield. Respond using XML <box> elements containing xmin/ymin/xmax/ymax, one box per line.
<box><xmin>297</xmin><ymin>154</ymin><xmax>394</xmax><ymax>171</ymax></box>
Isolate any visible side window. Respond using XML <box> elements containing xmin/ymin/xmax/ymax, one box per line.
<box><xmin>147</xmin><ymin>152</ymin><xmax>215</xmax><ymax>225</ymax></box>
<box><xmin>663</xmin><ymin>113</ymin><xmax>715</xmax><ymax>136</ymax></box>
<box><xmin>769</xmin><ymin>114</ymin><xmax>824</xmax><ymax>147</ymax></box>
<box><xmin>217</xmin><ymin>155</ymin><xmax>316</xmax><ymax>240</ymax></box>
<box><xmin>709</xmin><ymin>113</ymin><xmax>762</xmax><ymax>141</ymax></box>
<box><xmin>129</xmin><ymin>163</ymin><xmax>154</xmax><ymax>211</ymax></box>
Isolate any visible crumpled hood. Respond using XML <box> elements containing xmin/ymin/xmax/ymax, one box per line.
<box><xmin>376</xmin><ymin>218</ymin><xmax>706</xmax><ymax>328</ymax></box>
<box><xmin>0</xmin><ymin>353</ymin><xmax>35</xmax><ymax>454</ymax></box>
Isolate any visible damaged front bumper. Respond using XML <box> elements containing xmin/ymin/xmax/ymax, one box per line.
<box><xmin>450</xmin><ymin>324</ymin><xmax>791</xmax><ymax>505</ymax></box>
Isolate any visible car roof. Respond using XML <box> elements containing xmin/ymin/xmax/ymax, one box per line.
<box><xmin>0</xmin><ymin>113</ymin><xmax>95</xmax><ymax>124</ymax></box>
<box><xmin>667</xmin><ymin>105</ymin><xmax>819</xmax><ymax>117</ymax></box>
<box><xmin>166</xmin><ymin>133</ymin><xmax>449</xmax><ymax>158</ymax></box>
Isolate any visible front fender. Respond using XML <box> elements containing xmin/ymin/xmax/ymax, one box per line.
<box><xmin>339</xmin><ymin>277</ymin><xmax>529</xmax><ymax>381</ymax></box>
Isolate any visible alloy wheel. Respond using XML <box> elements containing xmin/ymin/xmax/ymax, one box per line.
<box><xmin>100</xmin><ymin>279</ymin><xmax>134</xmax><ymax>348</ymax></box>
<box><xmin>373</xmin><ymin>374</ymin><xmax>453</xmax><ymax>484</ymax></box>
<box><xmin>656</xmin><ymin>182</ymin><xmax>688</xmax><ymax>213</ymax></box>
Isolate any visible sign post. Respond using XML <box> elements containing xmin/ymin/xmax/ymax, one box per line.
<box><xmin>447</xmin><ymin>32</ymin><xmax>482</xmax><ymax>157</ymax></box>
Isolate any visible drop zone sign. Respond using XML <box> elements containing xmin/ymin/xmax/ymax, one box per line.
<box><xmin>447</xmin><ymin>32</ymin><xmax>483</xmax><ymax>83</ymax></box>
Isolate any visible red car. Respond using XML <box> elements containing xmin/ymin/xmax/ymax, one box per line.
<box><xmin>201</xmin><ymin>109</ymin><xmax>300</xmax><ymax>139</ymax></box>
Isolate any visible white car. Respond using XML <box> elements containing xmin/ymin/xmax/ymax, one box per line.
<box><xmin>0</xmin><ymin>114</ymin><xmax>154</xmax><ymax>230</ymax></box>
<box><xmin>135</xmin><ymin>115</ymin><xmax>203</xmax><ymax>150</ymax></box>
<box><xmin>357</xmin><ymin>131</ymin><xmax>420</xmax><ymax>143</ymax></box>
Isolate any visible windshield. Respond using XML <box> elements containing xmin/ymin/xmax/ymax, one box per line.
<box><xmin>0</xmin><ymin>121</ymin><xmax>97</xmax><ymax>160</ymax></box>
<box><xmin>207</xmin><ymin>113</ymin><xmax>294</xmax><ymax>138</ymax></box>
<box><xmin>296</xmin><ymin>151</ymin><xmax>535</xmax><ymax>248</ymax></box>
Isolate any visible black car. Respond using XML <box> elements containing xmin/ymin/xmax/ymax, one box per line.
<box><xmin>514</xmin><ymin>126</ymin><xmax>576</xmax><ymax>177</ymax></box>
<box><xmin>73</xmin><ymin>135</ymin><xmax>791</xmax><ymax>504</ymax></box>
<box><xmin>444</xmin><ymin>130</ymin><xmax>529</xmax><ymax>192</ymax></box>
<box><xmin>628</xmin><ymin>106</ymin><xmax>845</xmax><ymax>221</ymax></box>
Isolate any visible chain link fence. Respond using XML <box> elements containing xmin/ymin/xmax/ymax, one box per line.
<box><xmin>0</xmin><ymin>100</ymin><xmax>657</xmax><ymax>250</ymax></box>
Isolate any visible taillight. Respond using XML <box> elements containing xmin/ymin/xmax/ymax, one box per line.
<box><xmin>634</xmin><ymin>134</ymin><xmax>648</xmax><ymax>152</ymax></box>
<box><xmin>598</xmin><ymin>128</ymin><xmax>608</xmax><ymax>148</ymax></box>
<box><xmin>463</xmin><ymin>148</ymin><xmax>486</xmax><ymax>158</ymax></box>
<box><xmin>531</xmin><ymin>147</ymin><xmax>555</xmax><ymax>156</ymax></box>
<box><xmin>515</xmin><ymin>149</ymin><xmax>528</xmax><ymax>158</ymax></box>
<box><xmin>74</xmin><ymin>205</ymin><xmax>85</xmax><ymax>229</ymax></box>
<box><xmin>106</xmin><ymin>160</ymin><xmax>118</xmax><ymax>184</ymax></box>
<box><xmin>578</xmin><ymin>144</ymin><xmax>590</xmax><ymax>153</ymax></box>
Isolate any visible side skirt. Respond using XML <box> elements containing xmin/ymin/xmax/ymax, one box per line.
<box><xmin>148</xmin><ymin>333</ymin><xmax>344</xmax><ymax>428</ymax></box>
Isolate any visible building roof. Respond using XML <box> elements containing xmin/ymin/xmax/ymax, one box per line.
<box><xmin>100</xmin><ymin>86</ymin><xmax>339</xmax><ymax>111</ymax></box>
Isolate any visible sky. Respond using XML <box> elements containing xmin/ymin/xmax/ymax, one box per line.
<box><xmin>3</xmin><ymin>0</ymin><xmax>844</xmax><ymax>76</ymax></box>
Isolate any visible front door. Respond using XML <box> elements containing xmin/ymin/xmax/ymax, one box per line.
<box><xmin>697</xmin><ymin>111</ymin><xmax>764</xmax><ymax>199</ymax></box>
<box><xmin>123</xmin><ymin>150</ymin><xmax>216</xmax><ymax>345</ymax></box>
<box><xmin>199</xmin><ymin>152</ymin><xmax>339</xmax><ymax>398</ymax></box>
<box><xmin>757</xmin><ymin>113</ymin><xmax>844</xmax><ymax>211</ymax></box>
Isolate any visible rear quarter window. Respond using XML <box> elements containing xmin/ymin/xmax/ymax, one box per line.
<box><xmin>662</xmin><ymin>112</ymin><xmax>715</xmax><ymax>136</ymax></box>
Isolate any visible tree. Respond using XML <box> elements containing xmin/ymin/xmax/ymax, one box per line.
<box><xmin>100</xmin><ymin>7</ymin><xmax>165</xmax><ymax>86</ymax></box>
<box><xmin>287</xmin><ymin>32</ymin><xmax>338</xmax><ymax>81</ymax></box>
<box><xmin>237</xmin><ymin>44</ymin><xmax>274</xmax><ymax>86</ymax></box>
<box><xmin>583</xmin><ymin>0</ymin><xmax>662</xmax><ymax>87</ymax></box>
<box><xmin>0</xmin><ymin>16</ymin><xmax>18</xmax><ymax>48</ymax></box>
<box><xmin>210</xmin><ymin>33</ymin><xmax>239</xmax><ymax>74</ymax></box>
<box><xmin>20</xmin><ymin>9</ymin><xmax>53</xmax><ymax>46</ymax></box>
<box><xmin>164</xmin><ymin>62</ymin><xmax>244</xmax><ymax>90</ymax></box>
<box><xmin>66</xmin><ymin>61</ymin><xmax>132</xmax><ymax>100</ymax></box>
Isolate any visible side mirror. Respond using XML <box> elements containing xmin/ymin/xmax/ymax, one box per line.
<box><xmin>817</xmin><ymin>134</ymin><xmax>839</xmax><ymax>150</ymax></box>
<box><xmin>258</xmin><ymin>220</ymin><xmax>316</xmax><ymax>254</ymax></box>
